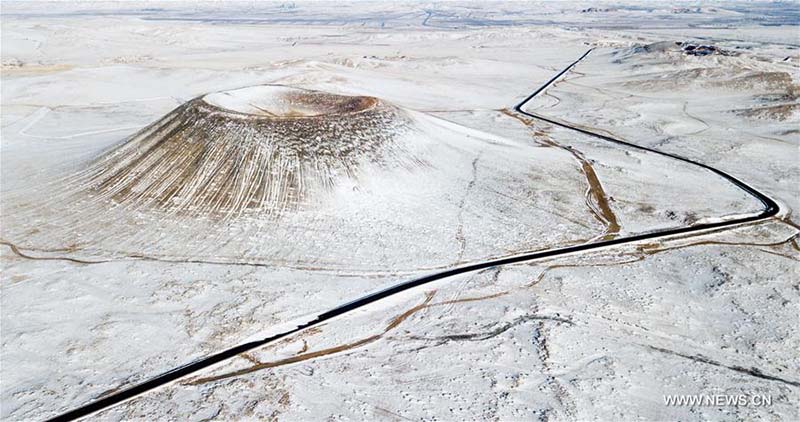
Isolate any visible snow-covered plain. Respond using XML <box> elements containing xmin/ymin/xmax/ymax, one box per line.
<box><xmin>1</xmin><ymin>1</ymin><xmax>798</xmax><ymax>420</ymax></box>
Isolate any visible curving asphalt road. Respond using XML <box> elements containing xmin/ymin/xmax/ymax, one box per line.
<box><xmin>48</xmin><ymin>49</ymin><xmax>780</xmax><ymax>422</ymax></box>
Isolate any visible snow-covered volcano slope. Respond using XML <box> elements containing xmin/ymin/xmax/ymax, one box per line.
<box><xmin>1</xmin><ymin>85</ymin><xmax>598</xmax><ymax>271</ymax></box>
<box><xmin>80</xmin><ymin>86</ymin><xmax>412</xmax><ymax>218</ymax></box>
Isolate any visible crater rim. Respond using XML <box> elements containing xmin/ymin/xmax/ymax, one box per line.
<box><xmin>200</xmin><ymin>85</ymin><xmax>380</xmax><ymax>119</ymax></box>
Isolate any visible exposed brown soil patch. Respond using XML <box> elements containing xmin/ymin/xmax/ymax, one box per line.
<box><xmin>280</xmin><ymin>91</ymin><xmax>378</xmax><ymax>117</ymax></box>
<box><xmin>501</xmin><ymin>109</ymin><xmax>619</xmax><ymax>240</ymax></box>
<box><xmin>733</xmin><ymin>103</ymin><xmax>799</xmax><ymax>121</ymax></box>
<box><xmin>623</xmin><ymin>69</ymin><xmax>797</xmax><ymax>94</ymax></box>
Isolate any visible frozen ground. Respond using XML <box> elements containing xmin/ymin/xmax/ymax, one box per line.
<box><xmin>1</xmin><ymin>1</ymin><xmax>798</xmax><ymax>421</ymax></box>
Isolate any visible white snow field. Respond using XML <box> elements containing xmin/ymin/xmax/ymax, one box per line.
<box><xmin>1</xmin><ymin>1</ymin><xmax>798</xmax><ymax>421</ymax></box>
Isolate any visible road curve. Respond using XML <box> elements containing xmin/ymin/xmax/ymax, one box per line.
<box><xmin>47</xmin><ymin>49</ymin><xmax>780</xmax><ymax>422</ymax></box>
